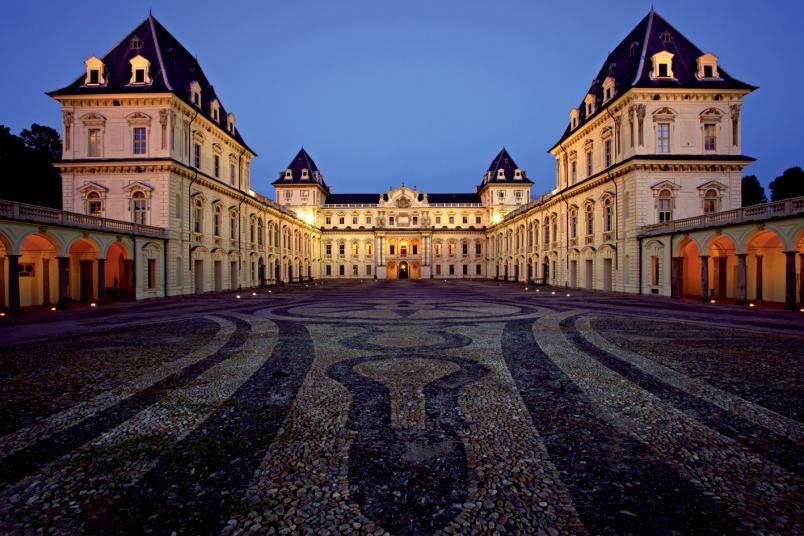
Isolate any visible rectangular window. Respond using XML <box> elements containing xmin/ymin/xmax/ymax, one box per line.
<box><xmin>449</xmin><ymin>216</ymin><xmax>455</xmax><ymax>224</ymax></box>
<box><xmin>389</xmin><ymin>217</ymin><xmax>395</xmax><ymax>226</ymax></box>
<box><xmin>412</xmin><ymin>244</ymin><xmax>418</xmax><ymax>255</ymax></box>
<box><xmin>366</xmin><ymin>265</ymin><xmax>372</xmax><ymax>275</ymax></box>
<box><xmin>352</xmin><ymin>216</ymin><xmax>358</xmax><ymax>225</ymax></box>
<box><xmin>571</xmin><ymin>161</ymin><xmax>577</xmax><ymax>183</ymax></box>
<box><xmin>704</xmin><ymin>123</ymin><xmax>717</xmax><ymax>151</ymax></box>
<box><xmin>390</xmin><ymin>245</ymin><xmax>395</xmax><ymax>255</ymax></box>
<box><xmin>476</xmin><ymin>264</ymin><xmax>482</xmax><ymax>275</ymax></box>
<box><xmin>366</xmin><ymin>216</ymin><xmax>372</xmax><ymax>224</ymax></box>
<box><xmin>88</xmin><ymin>129</ymin><xmax>101</xmax><ymax>157</ymax></box>
<box><xmin>462</xmin><ymin>264</ymin><xmax>468</xmax><ymax>275</ymax></box>
<box><xmin>658</xmin><ymin>198</ymin><xmax>672</xmax><ymax>222</ymax></box>
<box><xmin>703</xmin><ymin>65</ymin><xmax>713</xmax><ymax>78</ymax></box>
<box><xmin>338</xmin><ymin>244</ymin><xmax>345</xmax><ymax>256</ymax></box>
<box><xmin>214</xmin><ymin>155</ymin><xmax>220</xmax><ymax>177</ymax></box>
<box><xmin>412</xmin><ymin>216</ymin><xmax>418</xmax><ymax>225</ymax></box>
<box><xmin>658</xmin><ymin>63</ymin><xmax>668</xmax><ymax>78</ymax></box>
<box><xmin>657</xmin><ymin>123</ymin><xmax>670</xmax><ymax>154</ymax></box>
<box><xmin>449</xmin><ymin>264</ymin><xmax>455</xmax><ymax>275</ymax></box>
<box><xmin>135</xmin><ymin>69</ymin><xmax>145</xmax><ymax>84</ymax></box>
<box><xmin>475</xmin><ymin>243</ymin><xmax>481</xmax><ymax>255</ymax></box>
<box><xmin>89</xmin><ymin>69</ymin><xmax>99</xmax><ymax>85</ymax></box>
<box><xmin>325</xmin><ymin>244</ymin><xmax>332</xmax><ymax>256</ymax></box>
<box><xmin>475</xmin><ymin>216</ymin><xmax>481</xmax><ymax>224</ymax></box>
<box><xmin>230</xmin><ymin>163</ymin><xmax>236</xmax><ymax>185</ymax></box>
<box><xmin>352</xmin><ymin>265</ymin><xmax>358</xmax><ymax>276</ymax></box>
<box><xmin>339</xmin><ymin>265</ymin><xmax>345</xmax><ymax>276</ymax></box>
<box><xmin>193</xmin><ymin>143</ymin><xmax>201</xmax><ymax>168</ymax></box>
<box><xmin>175</xmin><ymin>193</ymin><xmax>182</xmax><ymax>219</ymax></box>
<box><xmin>326</xmin><ymin>264</ymin><xmax>332</xmax><ymax>276</ymax></box>
<box><xmin>436</xmin><ymin>264</ymin><xmax>441</xmax><ymax>275</ymax></box>
<box><xmin>605</xmin><ymin>140</ymin><xmax>612</xmax><ymax>167</ymax></box>
<box><xmin>586</xmin><ymin>150</ymin><xmax>593</xmax><ymax>177</ymax></box>
<box><xmin>339</xmin><ymin>216</ymin><xmax>345</xmax><ymax>225</ymax></box>
<box><xmin>462</xmin><ymin>243</ymin><xmax>468</xmax><ymax>256</ymax></box>
<box><xmin>462</xmin><ymin>216</ymin><xmax>468</xmax><ymax>224</ymax></box>
<box><xmin>133</xmin><ymin>127</ymin><xmax>146</xmax><ymax>155</ymax></box>
<box><xmin>435</xmin><ymin>216</ymin><xmax>441</xmax><ymax>224</ymax></box>
<box><xmin>325</xmin><ymin>216</ymin><xmax>332</xmax><ymax>225</ymax></box>
<box><xmin>147</xmin><ymin>258</ymin><xmax>156</xmax><ymax>289</ymax></box>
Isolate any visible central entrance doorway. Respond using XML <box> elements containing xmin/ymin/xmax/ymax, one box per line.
<box><xmin>399</xmin><ymin>261</ymin><xmax>409</xmax><ymax>279</ymax></box>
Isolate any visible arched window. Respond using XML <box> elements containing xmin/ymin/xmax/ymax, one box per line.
<box><xmin>449</xmin><ymin>242</ymin><xmax>456</xmax><ymax>256</ymax></box>
<box><xmin>193</xmin><ymin>199</ymin><xmax>203</xmax><ymax>233</ymax></box>
<box><xmin>352</xmin><ymin>242</ymin><xmax>359</xmax><ymax>256</ymax></box>
<box><xmin>257</xmin><ymin>218</ymin><xmax>264</xmax><ymax>246</ymax></box>
<box><xmin>585</xmin><ymin>204</ymin><xmax>594</xmax><ymax>236</ymax></box>
<box><xmin>569</xmin><ymin>209</ymin><xmax>578</xmax><ymax>238</ymax></box>
<box><xmin>603</xmin><ymin>198</ymin><xmax>613</xmax><ymax>232</ymax></box>
<box><xmin>703</xmin><ymin>189</ymin><xmax>719</xmax><ymax>213</ymax></box>
<box><xmin>213</xmin><ymin>205</ymin><xmax>221</xmax><ymax>236</ymax></box>
<box><xmin>86</xmin><ymin>191</ymin><xmax>103</xmax><ymax>217</ymax></box>
<box><xmin>658</xmin><ymin>189</ymin><xmax>673</xmax><ymax>222</ymax></box>
<box><xmin>230</xmin><ymin>211</ymin><xmax>238</xmax><ymax>240</ymax></box>
<box><xmin>543</xmin><ymin>219</ymin><xmax>550</xmax><ymax>245</ymax></box>
<box><xmin>435</xmin><ymin>242</ymin><xmax>442</xmax><ymax>256</ymax></box>
<box><xmin>249</xmin><ymin>217</ymin><xmax>255</xmax><ymax>243</ymax></box>
<box><xmin>550</xmin><ymin>215</ymin><xmax>557</xmax><ymax>244</ymax></box>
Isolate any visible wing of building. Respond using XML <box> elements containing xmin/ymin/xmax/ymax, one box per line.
<box><xmin>2</xmin><ymin>8</ymin><xmax>802</xmax><ymax>313</ymax></box>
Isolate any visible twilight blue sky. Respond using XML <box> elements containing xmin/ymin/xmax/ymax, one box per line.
<box><xmin>1</xmin><ymin>0</ymin><xmax>802</xmax><ymax>198</ymax></box>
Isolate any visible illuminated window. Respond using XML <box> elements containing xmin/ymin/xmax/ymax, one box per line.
<box><xmin>132</xmin><ymin>191</ymin><xmax>148</xmax><ymax>224</ymax></box>
<box><xmin>657</xmin><ymin>123</ymin><xmax>670</xmax><ymax>154</ymax></box>
<box><xmin>703</xmin><ymin>189</ymin><xmax>719</xmax><ymax>213</ymax></box>
<box><xmin>132</xmin><ymin>127</ymin><xmax>146</xmax><ymax>155</ymax></box>
<box><xmin>88</xmin><ymin>129</ymin><xmax>101</xmax><ymax>157</ymax></box>
<box><xmin>704</xmin><ymin>123</ymin><xmax>717</xmax><ymax>151</ymax></box>
<box><xmin>86</xmin><ymin>191</ymin><xmax>103</xmax><ymax>217</ymax></box>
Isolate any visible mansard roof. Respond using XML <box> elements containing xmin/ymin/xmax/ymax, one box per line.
<box><xmin>274</xmin><ymin>148</ymin><xmax>330</xmax><ymax>190</ymax></box>
<box><xmin>326</xmin><ymin>193</ymin><xmax>380</xmax><ymax>204</ymax></box>
<box><xmin>426</xmin><ymin>193</ymin><xmax>481</xmax><ymax>204</ymax></box>
<box><xmin>323</xmin><ymin>192</ymin><xmax>481</xmax><ymax>205</ymax></box>
<box><xmin>48</xmin><ymin>14</ymin><xmax>255</xmax><ymax>154</ymax></box>
<box><xmin>481</xmin><ymin>148</ymin><xmax>533</xmax><ymax>187</ymax></box>
<box><xmin>551</xmin><ymin>9</ymin><xmax>756</xmax><ymax>150</ymax></box>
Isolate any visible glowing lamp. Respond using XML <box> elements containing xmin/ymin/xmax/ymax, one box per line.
<box><xmin>252</xmin><ymin>292</ymin><xmax>257</xmax><ymax>296</ymax></box>
<box><xmin>749</xmin><ymin>303</ymin><xmax>755</xmax><ymax>307</ymax></box>
<box><xmin>51</xmin><ymin>307</ymin><xmax>57</xmax><ymax>312</ymax></box>
<box><xmin>236</xmin><ymin>295</ymin><xmax>241</xmax><ymax>299</ymax></box>
<box><xmin>710</xmin><ymin>299</ymin><xmax>716</xmax><ymax>304</ymax></box>
<box><xmin>90</xmin><ymin>303</ymin><xmax>97</xmax><ymax>307</ymax></box>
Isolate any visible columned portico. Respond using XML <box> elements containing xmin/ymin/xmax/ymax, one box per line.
<box><xmin>57</xmin><ymin>256</ymin><xmax>70</xmax><ymax>309</ymax></box>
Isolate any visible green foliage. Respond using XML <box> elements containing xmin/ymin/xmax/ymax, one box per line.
<box><xmin>740</xmin><ymin>175</ymin><xmax>766</xmax><ymax>206</ymax></box>
<box><xmin>769</xmin><ymin>167</ymin><xmax>804</xmax><ymax>201</ymax></box>
<box><xmin>0</xmin><ymin>123</ymin><xmax>62</xmax><ymax>208</ymax></box>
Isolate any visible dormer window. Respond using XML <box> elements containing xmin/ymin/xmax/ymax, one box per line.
<box><xmin>227</xmin><ymin>113</ymin><xmax>235</xmax><ymax>134</ymax></box>
<box><xmin>651</xmin><ymin>51</ymin><xmax>675</xmax><ymax>79</ymax></box>
<box><xmin>210</xmin><ymin>99</ymin><xmax>220</xmax><ymax>122</ymax></box>
<box><xmin>84</xmin><ymin>56</ymin><xmax>105</xmax><ymax>86</ymax></box>
<box><xmin>130</xmin><ymin>36</ymin><xmax>143</xmax><ymax>49</ymax></box>
<box><xmin>284</xmin><ymin>169</ymin><xmax>292</xmax><ymax>180</ymax></box>
<box><xmin>602</xmin><ymin>76</ymin><xmax>615</xmax><ymax>102</ymax></box>
<box><xmin>128</xmin><ymin>55</ymin><xmax>151</xmax><ymax>85</ymax></box>
<box><xmin>696</xmin><ymin>53</ymin><xmax>720</xmax><ymax>79</ymax></box>
<box><xmin>570</xmin><ymin>108</ymin><xmax>580</xmax><ymax>130</ymax></box>
<box><xmin>497</xmin><ymin>168</ymin><xmax>505</xmax><ymax>180</ymax></box>
<box><xmin>301</xmin><ymin>168</ymin><xmax>309</xmax><ymax>180</ymax></box>
<box><xmin>514</xmin><ymin>169</ymin><xmax>522</xmax><ymax>180</ymax></box>
<box><xmin>584</xmin><ymin>93</ymin><xmax>596</xmax><ymax>116</ymax></box>
<box><xmin>189</xmin><ymin>81</ymin><xmax>202</xmax><ymax>107</ymax></box>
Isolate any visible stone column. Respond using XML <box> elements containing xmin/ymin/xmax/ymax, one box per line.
<box><xmin>7</xmin><ymin>255</ymin><xmax>21</xmax><ymax>314</ymax></box>
<box><xmin>97</xmin><ymin>258</ymin><xmax>107</xmax><ymax>304</ymax></box>
<box><xmin>671</xmin><ymin>257</ymin><xmax>682</xmax><ymax>298</ymax></box>
<box><xmin>57</xmin><ymin>256</ymin><xmax>70</xmax><ymax>309</ymax></box>
<box><xmin>784</xmin><ymin>251</ymin><xmax>797</xmax><ymax>311</ymax></box>
<box><xmin>755</xmin><ymin>255</ymin><xmax>763</xmax><ymax>301</ymax></box>
<box><xmin>0</xmin><ymin>256</ymin><xmax>6</xmax><ymax>309</ymax></box>
<box><xmin>800</xmin><ymin>253</ymin><xmax>804</xmax><ymax>307</ymax></box>
<box><xmin>42</xmin><ymin>258</ymin><xmax>51</xmax><ymax>304</ymax></box>
<box><xmin>736</xmin><ymin>254</ymin><xmax>747</xmax><ymax>305</ymax></box>
<box><xmin>700</xmin><ymin>255</ymin><xmax>709</xmax><ymax>301</ymax></box>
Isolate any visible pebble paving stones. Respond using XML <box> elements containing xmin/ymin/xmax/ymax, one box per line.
<box><xmin>0</xmin><ymin>280</ymin><xmax>802</xmax><ymax>535</ymax></box>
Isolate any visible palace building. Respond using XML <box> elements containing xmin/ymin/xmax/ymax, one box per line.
<box><xmin>1</xmin><ymin>9</ymin><xmax>802</xmax><ymax>312</ymax></box>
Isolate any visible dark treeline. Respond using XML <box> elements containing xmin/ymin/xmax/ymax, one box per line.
<box><xmin>742</xmin><ymin>167</ymin><xmax>804</xmax><ymax>207</ymax></box>
<box><xmin>0</xmin><ymin>123</ymin><xmax>62</xmax><ymax>208</ymax></box>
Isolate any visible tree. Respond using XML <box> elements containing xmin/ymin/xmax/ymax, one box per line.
<box><xmin>769</xmin><ymin>167</ymin><xmax>804</xmax><ymax>201</ymax></box>
<box><xmin>0</xmin><ymin>123</ymin><xmax>62</xmax><ymax>208</ymax></box>
<box><xmin>741</xmin><ymin>175</ymin><xmax>766</xmax><ymax>206</ymax></box>
<box><xmin>20</xmin><ymin>124</ymin><xmax>62</xmax><ymax>162</ymax></box>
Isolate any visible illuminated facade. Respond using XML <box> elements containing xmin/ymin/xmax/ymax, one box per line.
<box><xmin>2</xmin><ymin>9</ymin><xmax>803</xmax><ymax>312</ymax></box>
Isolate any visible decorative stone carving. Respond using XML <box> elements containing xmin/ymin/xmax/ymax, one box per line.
<box><xmin>636</xmin><ymin>104</ymin><xmax>646</xmax><ymax>146</ymax></box>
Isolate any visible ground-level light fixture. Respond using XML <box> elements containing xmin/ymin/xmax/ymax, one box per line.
<box><xmin>710</xmin><ymin>299</ymin><xmax>716</xmax><ymax>304</ymax></box>
<box><xmin>566</xmin><ymin>293</ymin><xmax>571</xmax><ymax>297</ymax></box>
<box><xmin>90</xmin><ymin>303</ymin><xmax>97</xmax><ymax>307</ymax></box>
<box><xmin>252</xmin><ymin>292</ymin><xmax>257</xmax><ymax>296</ymax></box>
<box><xmin>236</xmin><ymin>295</ymin><xmax>241</xmax><ymax>299</ymax></box>
<box><xmin>51</xmin><ymin>307</ymin><xmax>56</xmax><ymax>312</ymax></box>
<box><xmin>749</xmin><ymin>303</ymin><xmax>755</xmax><ymax>307</ymax></box>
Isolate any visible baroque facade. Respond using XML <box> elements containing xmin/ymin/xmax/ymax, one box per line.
<box><xmin>1</xmin><ymin>9</ymin><xmax>803</xmax><ymax>312</ymax></box>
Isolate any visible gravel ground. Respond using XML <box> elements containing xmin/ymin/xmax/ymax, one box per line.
<box><xmin>0</xmin><ymin>280</ymin><xmax>801</xmax><ymax>535</ymax></box>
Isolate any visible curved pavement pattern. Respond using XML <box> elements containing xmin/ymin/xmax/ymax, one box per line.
<box><xmin>0</xmin><ymin>280</ymin><xmax>801</xmax><ymax>535</ymax></box>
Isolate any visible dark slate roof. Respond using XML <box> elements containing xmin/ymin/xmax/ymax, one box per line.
<box><xmin>48</xmin><ymin>15</ymin><xmax>255</xmax><ymax>154</ymax></box>
<box><xmin>551</xmin><ymin>9</ymin><xmax>756</xmax><ymax>150</ymax></box>
<box><xmin>426</xmin><ymin>193</ymin><xmax>481</xmax><ymax>204</ymax></box>
<box><xmin>480</xmin><ymin>148</ymin><xmax>533</xmax><ymax>187</ymax></box>
<box><xmin>325</xmin><ymin>193</ymin><xmax>380</xmax><ymax>204</ymax></box>
<box><xmin>273</xmin><ymin>148</ymin><xmax>330</xmax><ymax>190</ymax></box>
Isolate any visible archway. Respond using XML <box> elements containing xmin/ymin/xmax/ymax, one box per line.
<box><xmin>106</xmin><ymin>241</ymin><xmax>134</xmax><ymax>300</ymax></box>
<box><xmin>257</xmin><ymin>257</ymin><xmax>265</xmax><ymax>287</ymax></box>
<box><xmin>677</xmin><ymin>239</ymin><xmax>702</xmax><ymax>298</ymax></box>
<box><xmin>275</xmin><ymin>260</ymin><xmax>281</xmax><ymax>285</ymax></box>
<box><xmin>68</xmin><ymin>237</ymin><xmax>100</xmax><ymax>303</ymax></box>
<box><xmin>16</xmin><ymin>233</ymin><xmax>59</xmax><ymax>308</ymax></box>
<box><xmin>399</xmin><ymin>261</ymin><xmax>409</xmax><ymax>279</ymax></box>
<box><xmin>745</xmin><ymin>229</ymin><xmax>786</xmax><ymax>303</ymax></box>
<box><xmin>707</xmin><ymin>235</ymin><xmax>737</xmax><ymax>299</ymax></box>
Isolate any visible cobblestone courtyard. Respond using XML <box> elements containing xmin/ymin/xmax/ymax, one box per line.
<box><xmin>0</xmin><ymin>280</ymin><xmax>802</xmax><ymax>535</ymax></box>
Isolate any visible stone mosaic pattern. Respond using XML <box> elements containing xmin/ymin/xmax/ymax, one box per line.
<box><xmin>0</xmin><ymin>280</ymin><xmax>801</xmax><ymax>535</ymax></box>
